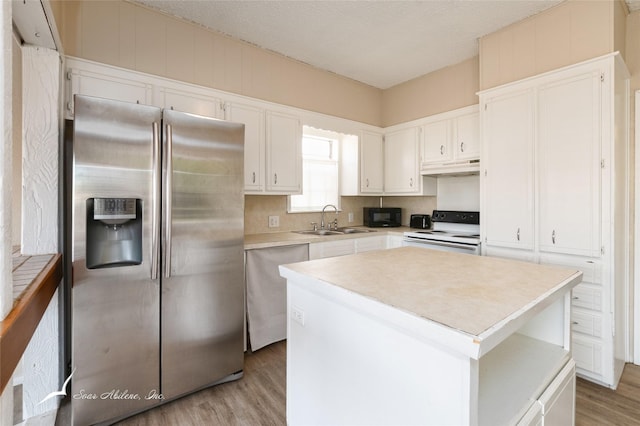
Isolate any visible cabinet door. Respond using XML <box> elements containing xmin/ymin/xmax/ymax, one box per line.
<box><xmin>158</xmin><ymin>87</ymin><xmax>222</xmax><ymax>118</ymax></box>
<box><xmin>538</xmin><ymin>360</ymin><xmax>575</xmax><ymax>426</ymax></box>
<box><xmin>384</xmin><ymin>127</ymin><xmax>420</xmax><ymax>194</ymax></box>
<box><xmin>67</xmin><ymin>68</ymin><xmax>152</xmax><ymax>117</ymax></box>
<box><xmin>266</xmin><ymin>111</ymin><xmax>301</xmax><ymax>193</ymax></box>
<box><xmin>360</xmin><ymin>131</ymin><xmax>384</xmax><ymax>194</ymax></box>
<box><xmin>537</xmin><ymin>72</ymin><xmax>601</xmax><ymax>256</ymax></box>
<box><xmin>455</xmin><ymin>112</ymin><xmax>480</xmax><ymax>160</ymax></box>
<box><xmin>229</xmin><ymin>103</ymin><xmax>265</xmax><ymax>192</ymax></box>
<box><xmin>422</xmin><ymin>119</ymin><xmax>451</xmax><ymax>164</ymax></box>
<box><xmin>483</xmin><ymin>90</ymin><xmax>534</xmax><ymax>250</ymax></box>
<box><xmin>308</xmin><ymin>240</ymin><xmax>355</xmax><ymax>260</ymax></box>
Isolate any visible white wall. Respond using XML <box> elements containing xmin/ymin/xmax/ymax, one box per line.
<box><xmin>20</xmin><ymin>45</ymin><xmax>61</xmax><ymax>418</ymax></box>
<box><xmin>0</xmin><ymin>1</ymin><xmax>14</xmax><ymax>424</ymax></box>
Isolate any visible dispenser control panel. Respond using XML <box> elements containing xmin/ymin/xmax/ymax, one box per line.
<box><xmin>93</xmin><ymin>198</ymin><xmax>137</xmax><ymax>221</ymax></box>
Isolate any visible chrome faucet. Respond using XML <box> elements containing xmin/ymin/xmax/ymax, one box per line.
<box><xmin>320</xmin><ymin>204</ymin><xmax>338</xmax><ymax>230</ymax></box>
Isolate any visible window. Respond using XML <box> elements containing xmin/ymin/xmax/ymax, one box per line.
<box><xmin>289</xmin><ymin>127</ymin><xmax>340</xmax><ymax>212</ymax></box>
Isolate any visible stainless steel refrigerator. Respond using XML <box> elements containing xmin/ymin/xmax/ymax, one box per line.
<box><xmin>69</xmin><ymin>95</ymin><xmax>245</xmax><ymax>425</ymax></box>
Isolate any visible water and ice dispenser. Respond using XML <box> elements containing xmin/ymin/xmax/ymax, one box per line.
<box><xmin>86</xmin><ymin>198</ymin><xmax>142</xmax><ymax>269</ymax></box>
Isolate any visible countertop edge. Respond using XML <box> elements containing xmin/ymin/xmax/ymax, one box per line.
<box><xmin>244</xmin><ymin>227</ymin><xmax>409</xmax><ymax>250</ymax></box>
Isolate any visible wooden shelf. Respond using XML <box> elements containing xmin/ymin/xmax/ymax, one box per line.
<box><xmin>0</xmin><ymin>253</ymin><xmax>62</xmax><ymax>394</ymax></box>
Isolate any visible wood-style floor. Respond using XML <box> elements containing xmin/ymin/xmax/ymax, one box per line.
<box><xmin>56</xmin><ymin>341</ymin><xmax>640</xmax><ymax>425</ymax></box>
<box><xmin>114</xmin><ymin>342</ymin><xmax>286</xmax><ymax>425</ymax></box>
<box><xmin>576</xmin><ymin>363</ymin><xmax>640</xmax><ymax>425</ymax></box>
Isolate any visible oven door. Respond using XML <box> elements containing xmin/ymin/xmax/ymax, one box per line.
<box><xmin>402</xmin><ymin>237</ymin><xmax>481</xmax><ymax>255</ymax></box>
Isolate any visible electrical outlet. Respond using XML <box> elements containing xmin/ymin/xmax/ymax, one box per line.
<box><xmin>292</xmin><ymin>306</ymin><xmax>305</xmax><ymax>326</ymax></box>
<box><xmin>348</xmin><ymin>212</ymin><xmax>354</xmax><ymax>223</ymax></box>
<box><xmin>268</xmin><ymin>215</ymin><xmax>280</xmax><ymax>228</ymax></box>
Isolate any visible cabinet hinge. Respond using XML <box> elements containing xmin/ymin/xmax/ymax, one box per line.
<box><xmin>66</xmin><ymin>70</ymin><xmax>72</xmax><ymax>81</ymax></box>
<box><xmin>600</xmin><ymin>73</ymin><xmax>605</xmax><ymax>83</ymax></box>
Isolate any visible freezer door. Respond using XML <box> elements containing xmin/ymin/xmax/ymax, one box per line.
<box><xmin>161</xmin><ymin>109</ymin><xmax>245</xmax><ymax>398</ymax></box>
<box><xmin>71</xmin><ymin>95</ymin><xmax>162</xmax><ymax>425</ymax></box>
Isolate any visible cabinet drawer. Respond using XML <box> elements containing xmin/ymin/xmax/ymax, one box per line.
<box><xmin>572</xmin><ymin>335</ymin><xmax>603</xmax><ymax>375</ymax></box>
<box><xmin>539</xmin><ymin>254</ymin><xmax>601</xmax><ymax>284</ymax></box>
<box><xmin>571</xmin><ymin>309</ymin><xmax>602</xmax><ymax>338</ymax></box>
<box><xmin>571</xmin><ymin>284</ymin><xmax>602</xmax><ymax>312</ymax></box>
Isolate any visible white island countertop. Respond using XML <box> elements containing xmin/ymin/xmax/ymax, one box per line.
<box><xmin>280</xmin><ymin>246</ymin><xmax>583</xmax><ymax>359</ymax></box>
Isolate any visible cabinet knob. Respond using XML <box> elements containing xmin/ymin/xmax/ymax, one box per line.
<box><xmin>274</xmin><ymin>173</ymin><xmax>278</xmax><ymax>185</ymax></box>
<box><xmin>366</xmin><ymin>178</ymin><xmax>369</xmax><ymax>188</ymax></box>
<box><xmin>552</xmin><ymin>230</ymin><xmax>556</xmax><ymax>244</ymax></box>
<box><xmin>516</xmin><ymin>228</ymin><xmax>520</xmax><ymax>241</ymax></box>
<box><xmin>409</xmin><ymin>177</ymin><xmax>413</xmax><ymax>187</ymax></box>
<box><xmin>460</xmin><ymin>141</ymin><xmax>464</xmax><ymax>152</ymax></box>
<box><xmin>440</xmin><ymin>145</ymin><xmax>444</xmax><ymax>155</ymax></box>
<box><xmin>252</xmin><ymin>171</ymin><xmax>256</xmax><ymax>184</ymax></box>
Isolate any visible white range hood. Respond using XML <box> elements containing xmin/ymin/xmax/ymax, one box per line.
<box><xmin>420</xmin><ymin>160</ymin><xmax>480</xmax><ymax>177</ymax></box>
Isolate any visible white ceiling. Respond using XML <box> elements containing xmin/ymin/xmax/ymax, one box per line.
<box><xmin>131</xmin><ymin>0</ymin><xmax>640</xmax><ymax>89</ymax></box>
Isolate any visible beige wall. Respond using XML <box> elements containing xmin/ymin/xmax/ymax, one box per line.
<box><xmin>245</xmin><ymin>195</ymin><xmax>436</xmax><ymax>234</ymax></box>
<box><xmin>479</xmin><ymin>0</ymin><xmax>619</xmax><ymax>90</ymax></box>
<box><xmin>381</xmin><ymin>56</ymin><xmax>479</xmax><ymax>127</ymax></box>
<box><xmin>53</xmin><ymin>0</ymin><xmax>383</xmax><ymax>126</ymax></box>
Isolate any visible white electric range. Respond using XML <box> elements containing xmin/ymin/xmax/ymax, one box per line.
<box><xmin>403</xmin><ymin>210</ymin><xmax>481</xmax><ymax>255</ymax></box>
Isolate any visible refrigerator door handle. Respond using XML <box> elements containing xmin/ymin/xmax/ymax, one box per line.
<box><xmin>164</xmin><ymin>123</ymin><xmax>173</xmax><ymax>278</ymax></box>
<box><xmin>151</xmin><ymin>121</ymin><xmax>161</xmax><ymax>280</ymax></box>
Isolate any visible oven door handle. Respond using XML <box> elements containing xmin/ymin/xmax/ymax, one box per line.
<box><xmin>403</xmin><ymin>237</ymin><xmax>480</xmax><ymax>251</ymax></box>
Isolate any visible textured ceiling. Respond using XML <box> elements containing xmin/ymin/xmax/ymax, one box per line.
<box><xmin>131</xmin><ymin>0</ymin><xmax>640</xmax><ymax>89</ymax></box>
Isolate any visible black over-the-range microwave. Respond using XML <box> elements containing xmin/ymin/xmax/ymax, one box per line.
<box><xmin>363</xmin><ymin>207</ymin><xmax>402</xmax><ymax>228</ymax></box>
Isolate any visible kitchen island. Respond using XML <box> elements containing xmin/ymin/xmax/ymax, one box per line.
<box><xmin>279</xmin><ymin>247</ymin><xmax>582</xmax><ymax>426</ymax></box>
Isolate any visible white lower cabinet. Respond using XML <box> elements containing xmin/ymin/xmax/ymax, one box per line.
<box><xmin>538</xmin><ymin>360</ymin><xmax>576</xmax><ymax>426</ymax></box>
<box><xmin>309</xmin><ymin>239</ymin><xmax>355</xmax><ymax>260</ymax></box>
<box><xmin>309</xmin><ymin>235</ymin><xmax>388</xmax><ymax>260</ymax></box>
<box><xmin>354</xmin><ymin>235</ymin><xmax>386</xmax><ymax>253</ymax></box>
<box><xmin>386</xmin><ymin>234</ymin><xmax>404</xmax><ymax>249</ymax></box>
<box><xmin>517</xmin><ymin>361</ymin><xmax>575</xmax><ymax>426</ymax></box>
<box><xmin>517</xmin><ymin>401</ymin><xmax>542</xmax><ymax>426</ymax></box>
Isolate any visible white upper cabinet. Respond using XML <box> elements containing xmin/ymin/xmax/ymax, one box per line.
<box><xmin>156</xmin><ymin>86</ymin><xmax>224</xmax><ymax>119</ymax></box>
<box><xmin>341</xmin><ymin>130</ymin><xmax>384</xmax><ymax>196</ymax></box>
<box><xmin>65</xmin><ymin>66</ymin><xmax>152</xmax><ymax>118</ymax></box>
<box><xmin>422</xmin><ymin>119</ymin><xmax>451</xmax><ymax>163</ymax></box>
<box><xmin>483</xmin><ymin>89</ymin><xmax>534</xmax><ymax>252</ymax></box>
<box><xmin>360</xmin><ymin>131</ymin><xmax>384</xmax><ymax>194</ymax></box>
<box><xmin>537</xmin><ymin>72</ymin><xmax>601</xmax><ymax>257</ymax></box>
<box><xmin>480</xmin><ymin>53</ymin><xmax>629</xmax><ymax>388</ymax></box>
<box><xmin>455</xmin><ymin>112</ymin><xmax>480</xmax><ymax>161</ymax></box>
<box><xmin>384</xmin><ymin>126</ymin><xmax>436</xmax><ymax>196</ymax></box>
<box><xmin>384</xmin><ymin>127</ymin><xmax>419</xmax><ymax>194</ymax></box>
<box><xmin>420</xmin><ymin>106</ymin><xmax>480</xmax><ymax>175</ymax></box>
<box><xmin>228</xmin><ymin>102</ymin><xmax>265</xmax><ymax>192</ymax></box>
<box><xmin>265</xmin><ymin>111</ymin><xmax>302</xmax><ymax>193</ymax></box>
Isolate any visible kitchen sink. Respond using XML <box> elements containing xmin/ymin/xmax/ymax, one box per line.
<box><xmin>335</xmin><ymin>227</ymin><xmax>376</xmax><ymax>234</ymax></box>
<box><xmin>294</xmin><ymin>230</ymin><xmax>344</xmax><ymax>236</ymax></box>
<box><xmin>293</xmin><ymin>227</ymin><xmax>376</xmax><ymax>236</ymax></box>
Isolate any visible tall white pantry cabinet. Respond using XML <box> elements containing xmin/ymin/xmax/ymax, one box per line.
<box><xmin>480</xmin><ymin>53</ymin><xmax>630</xmax><ymax>389</ymax></box>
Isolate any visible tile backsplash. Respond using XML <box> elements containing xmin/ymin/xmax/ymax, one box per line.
<box><xmin>244</xmin><ymin>195</ymin><xmax>437</xmax><ymax>234</ymax></box>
